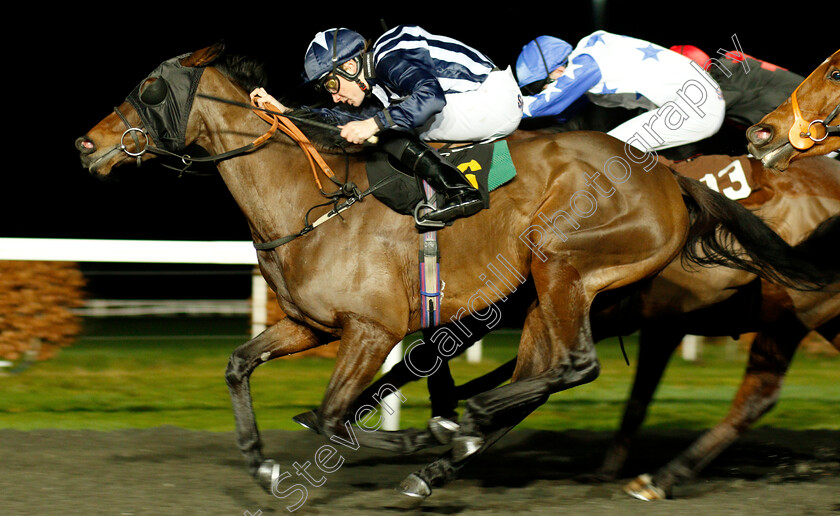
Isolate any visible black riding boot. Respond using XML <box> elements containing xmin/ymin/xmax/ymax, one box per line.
<box><xmin>380</xmin><ymin>134</ymin><xmax>484</xmax><ymax>224</ymax></box>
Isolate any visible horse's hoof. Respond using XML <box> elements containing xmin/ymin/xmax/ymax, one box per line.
<box><xmin>255</xmin><ymin>459</ymin><xmax>281</xmax><ymax>493</ymax></box>
<box><xmin>292</xmin><ymin>410</ymin><xmax>321</xmax><ymax>434</ymax></box>
<box><xmin>398</xmin><ymin>473</ymin><xmax>432</xmax><ymax>499</ymax></box>
<box><xmin>428</xmin><ymin>416</ymin><xmax>460</xmax><ymax>445</ymax></box>
<box><xmin>451</xmin><ymin>435</ymin><xmax>483</xmax><ymax>462</ymax></box>
<box><xmin>623</xmin><ymin>474</ymin><xmax>667</xmax><ymax>501</ymax></box>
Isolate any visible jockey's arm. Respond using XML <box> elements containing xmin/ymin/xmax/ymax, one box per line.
<box><xmin>522</xmin><ymin>54</ymin><xmax>601</xmax><ymax>119</ymax></box>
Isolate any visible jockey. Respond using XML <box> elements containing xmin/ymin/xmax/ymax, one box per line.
<box><xmin>670</xmin><ymin>44</ymin><xmax>805</xmax><ymax>127</ymax></box>
<box><xmin>516</xmin><ymin>32</ymin><xmax>726</xmax><ymax>153</ymax></box>
<box><xmin>252</xmin><ymin>26</ymin><xmax>523</xmax><ymax>225</ymax></box>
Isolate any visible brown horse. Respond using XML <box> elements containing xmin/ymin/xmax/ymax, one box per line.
<box><xmin>342</xmin><ymin>154</ymin><xmax>840</xmax><ymax>498</ymax></box>
<box><xmin>75</xmin><ymin>44</ymin><xmax>836</xmax><ymax>501</ymax></box>
<box><xmin>600</xmin><ymin>154</ymin><xmax>840</xmax><ymax>499</ymax></box>
<box><xmin>747</xmin><ymin>49</ymin><xmax>840</xmax><ymax>171</ymax></box>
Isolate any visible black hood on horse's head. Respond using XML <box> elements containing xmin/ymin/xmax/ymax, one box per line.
<box><xmin>126</xmin><ymin>54</ymin><xmax>206</xmax><ymax>153</ymax></box>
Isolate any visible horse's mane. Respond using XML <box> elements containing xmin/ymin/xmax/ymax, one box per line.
<box><xmin>212</xmin><ymin>52</ymin><xmax>268</xmax><ymax>97</ymax></box>
<box><xmin>212</xmin><ymin>50</ymin><xmax>349</xmax><ymax>151</ymax></box>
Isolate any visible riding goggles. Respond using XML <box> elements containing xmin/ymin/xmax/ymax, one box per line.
<box><xmin>320</xmin><ymin>73</ymin><xmax>342</xmax><ymax>94</ymax></box>
<box><xmin>317</xmin><ymin>56</ymin><xmax>363</xmax><ymax>94</ymax></box>
<box><xmin>520</xmin><ymin>57</ymin><xmax>568</xmax><ymax>96</ymax></box>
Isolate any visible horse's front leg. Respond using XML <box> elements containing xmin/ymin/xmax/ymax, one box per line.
<box><xmin>316</xmin><ymin>314</ymin><xmax>405</xmax><ymax>444</ymax></box>
<box><xmin>624</xmin><ymin>313</ymin><xmax>807</xmax><ymax>500</ymax></box>
<box><xmin>225</xmin><ymin>317</ymin><xmax>324</xmax><ymax>478</ymax></box>
<box><xmin>591</xmin><ymin>323</ymin><xmax>684</xmax><ymax>481</ymax></box>
<box><xmin>290</xmin><ymin>324</ymin><xmax>481</xmax><ymax>454</ymax></box>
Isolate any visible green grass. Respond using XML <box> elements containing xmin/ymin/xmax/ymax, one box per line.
<box><xmin>1</xmin><ymin>316</ymin><xmax>837</xmax><ymax>432</ymax></box>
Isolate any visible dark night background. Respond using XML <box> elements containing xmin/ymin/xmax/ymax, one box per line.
<box><xmin>5</xmin><ymin>2</ymin><xmax>836</xmax><ymax>299</ymax></box>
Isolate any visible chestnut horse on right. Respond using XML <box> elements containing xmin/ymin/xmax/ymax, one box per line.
<box><xmin>748</xmin><ymin>49</ymin><xmax>839</xmax><ymax>171</ymax></box>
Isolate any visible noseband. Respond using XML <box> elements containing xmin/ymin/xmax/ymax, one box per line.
<box><xmin>114</xmin><ymin>106</ymin><xmax>151</xmax><ymax>167</ymax></box>
<box><xmin>112</xmin><ymin>103</ymin><xmax>278</xmax><ymax>174</ymax></box>
<box><xmin>787</xmin><ymin>67</ymin><xmax>840</xmax><ymax>150</ymax></box>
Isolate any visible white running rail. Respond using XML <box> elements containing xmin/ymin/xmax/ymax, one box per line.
<box><xmin>0</xmin><ymin>237</ymin><xmax>421</xmax><ymax>428</ymax></box>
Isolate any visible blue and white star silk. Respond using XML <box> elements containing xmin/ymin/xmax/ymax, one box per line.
<box><xmin>522</xmin><ymin>30</ymin><xmax>718</xmax><ymax>119</ymax></box>
<box><xmin>637</xmin><ymin>44</ymin><xmax>663</xmax><ymax>61</ymax></box>
<box><xmin>522</xmin><ymin>53</ymin><xmax>601</xmax><ymax>118</ymax></box>
<box><xmin>584</xmin><ymin>33</ymin><xmax>605</xmax><ymax>47</ymax></box>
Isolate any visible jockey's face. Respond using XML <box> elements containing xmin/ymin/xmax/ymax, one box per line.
<box><xmin>543</xmin><ymin>66</ymin><xmax>566</xmax><ymax>89</ymax></box>
<box><xmin>330</xmin><ymin>60</ymin><xmax>366</xmax><ymax>107</ymax></box>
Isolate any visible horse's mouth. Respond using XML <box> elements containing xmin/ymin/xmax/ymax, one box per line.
<box><xmin>80</xmin><ymin>145</ymin><xmax>124</xmax><ymax>176</ymax></box>
<box><xmin>749</xmin><ymin>141</ymin><xmax>796</xmax><ymax>172</ymax></box>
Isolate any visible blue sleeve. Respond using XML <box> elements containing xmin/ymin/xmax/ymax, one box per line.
<box><xmin>304</xmin><ymin>103</ymin><xmax>383</xmax><ymax>126</ymax></box>
<box><xmin>373</xmin><ymin>50</ymin><xmax>447</xmax><ymax>131</ymax></box>
<box><xmin>521</xmin><ymin>54</ymin><xmax>601</xmax><ymax>119</ymax></box>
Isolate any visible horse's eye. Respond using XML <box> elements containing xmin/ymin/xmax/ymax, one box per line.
<box><xmin>139</xmin><ymin>77</ymin><xmax>168</xmax><ymax>105</ymax></box>
<box><xmin>829</xmin><ymin>69</ymin><xmax>840</xmax><ymax>81</ymax></box>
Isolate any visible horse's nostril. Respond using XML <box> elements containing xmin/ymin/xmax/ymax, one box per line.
<box><xmin>75</xmin><ymin>136</ymin><xmax>96</xmax><ymax>154</ymax></box>
<box><xmin>748</xmin><ymin>125</ymin><xmax>773</xmax><ymax>145</ymax></box>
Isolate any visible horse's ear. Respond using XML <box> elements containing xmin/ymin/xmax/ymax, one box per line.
<box><xmin>181</xmin><ymin>42</ymin><xmax>225</xmax><ymax>67</ymax></box>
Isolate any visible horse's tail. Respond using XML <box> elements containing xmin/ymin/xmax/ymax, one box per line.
<box><xmin>673</xmin><ymin>171</ymin><xmax>839</xmax><ymax>290</ymax></box>
<box><xmin>792</xmin><ymin>214</ymin><xmax>840</xmax><ymax>269</ymax></box>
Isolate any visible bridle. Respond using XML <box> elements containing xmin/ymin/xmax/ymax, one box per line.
<box><xmin>111</xmin><ymin>78</ymin><xmax>395</xmax><ymax>251</ymax></box>
<box><xmin>786</xmin><ymin>65</ymin><xmax>840</xmax><ymax>151</ymax></box>
<box><xmin>108</xmin><ymin>54</ymin><xmax>282</xmax><ymax>175</ymax></box>
<box><xmin>112</xmin><ymin>104</ymin><xmax>279</xmax><ymax>174</ymax></box>
<box><xmin>104</xmin><ymin>52</ymin><xmax>398</xmax><ymax>250</ymax></box>
<box><xmin>108</xmin><ymin>107</ymin><xmax>280</xmax><ymax>174</ymax></box>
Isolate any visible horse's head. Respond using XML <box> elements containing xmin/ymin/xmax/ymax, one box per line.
<box><xmin>747</xmin><ymin>49</ymin><xmax>840</xmax><ymax>171</ymax></box>
<box><xmin>75</xmin><ymin>43</ymin><xmax>227</xmax><ymax>177</ymax></box>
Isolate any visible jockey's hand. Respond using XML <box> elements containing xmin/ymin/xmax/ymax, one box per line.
<box><xmin>339</xmin><ymin>118</ymin><xmax>380</xmax><ymax>145</ymax></box>
<box><xmin>250</xmin><ymin>87</ymin><xmax>289</xmax><ymax>114</ymax></box>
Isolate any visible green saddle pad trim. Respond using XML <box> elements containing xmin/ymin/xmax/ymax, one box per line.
<box><xmin>488</xmin><ymin>140</ymin><xmax>516</xmax><ymax>191</ymax></box>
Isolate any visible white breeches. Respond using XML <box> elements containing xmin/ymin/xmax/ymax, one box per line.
<box><xmin>418</xmin><ymin>67</ymin><xmax>524</xmax><ymax>143</ymax></box>
<box><xmin>608</xmin><ymin>79</ymin><xmax>726</xmax><ymax>152</ymax></box>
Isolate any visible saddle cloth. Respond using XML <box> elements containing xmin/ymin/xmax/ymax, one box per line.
<box><xmin>365</xmin><ymin>140</ymin><xmax>517</xmax><ymax>216</ymax></box>
<box><xmin>662</xmin><ymin>154</ymin><xmax>756</xmax><ymax>201</ymax></box>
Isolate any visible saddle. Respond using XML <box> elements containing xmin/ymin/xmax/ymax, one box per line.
<box><xmin>364</xmin><ymin>139</ymin><xmax>517</xmax><ymax>328</ymax></box>
<box><xmin>365</xmin><ymin>140</ymin><xmax>517</xmax><ymax>219</ymax></box>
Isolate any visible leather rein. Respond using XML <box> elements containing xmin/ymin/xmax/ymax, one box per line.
<box><xmin>112</xmin><ymin>103</ymin><xmax>280</xmax><ymax>173</ymax></box>
<box><xmin>112</xmin><ymin>96</ymin><xmax>388</xmax><ymax>251</ymax></box>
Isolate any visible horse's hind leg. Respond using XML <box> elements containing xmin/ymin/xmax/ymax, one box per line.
<box><xmin>625</xmin><ymin>313</ymin><xmax>807</xmax><ymax>500</ymax></box>
<box><xmin>452</xmin><ymin>358</ymin><xmax>517</xmax><ymax>401</ymax></box>
<box><xmin>592</xmin><ymin>323</ymin><xmax>685</xmax><ymax>480</ymax></box>
<box><xmin>455</xmin><ymin>262</ymin><xmax>601</xmax><ymax>442</ymax></box>
<box><xmin>400</xmin><ymin>263</ymin><xmax>601</xmax><ymax>497</ymax></box>
<box><xmin>400</xmin><ymin>300</ymin><xmax>555</xmax><ymax>496</ymax></box>
<box><xmin>225</xmin><ymin>317</ymin><xmax>324</xmax><ymax>478</ymax></box>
